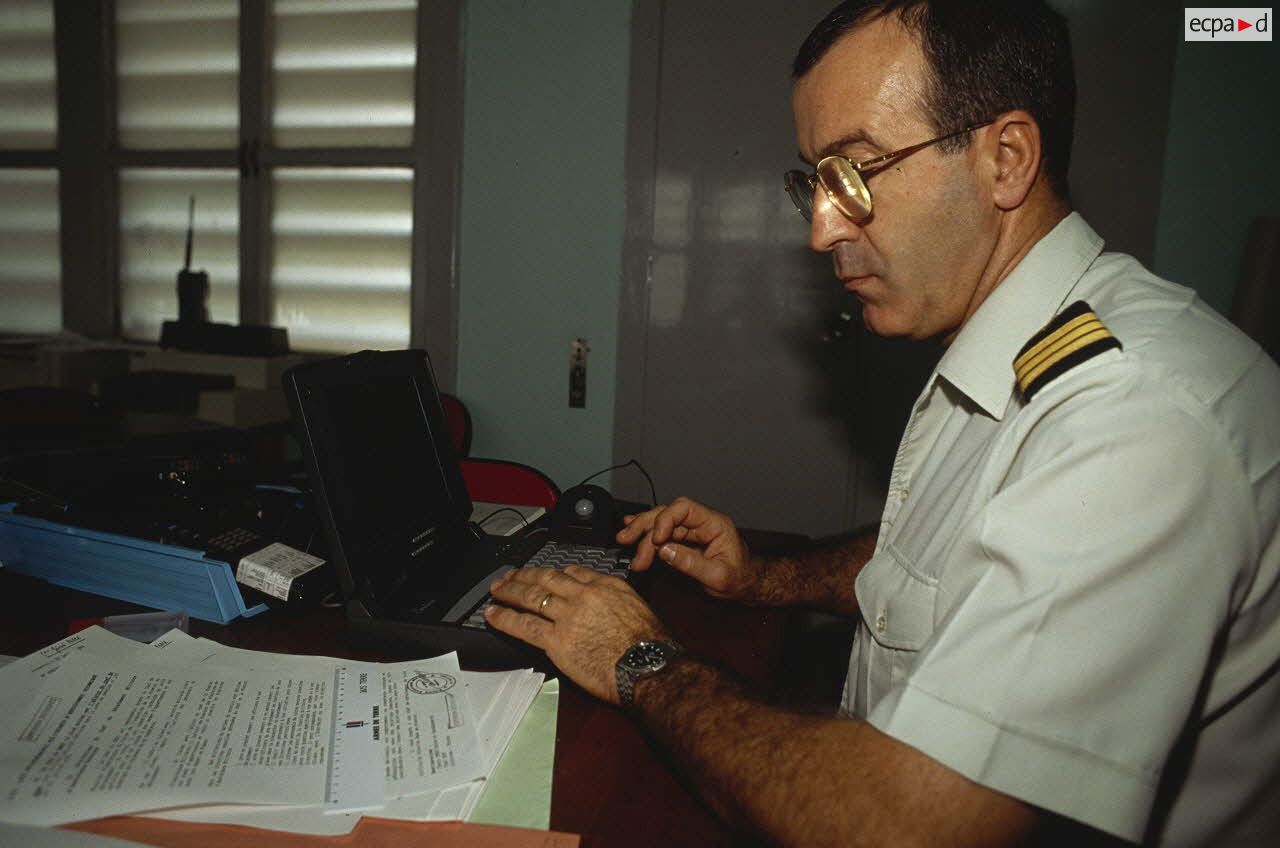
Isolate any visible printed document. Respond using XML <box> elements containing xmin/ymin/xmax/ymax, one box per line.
<box><xmin>0</xmin><ymin>628</ymin><xmax>485</xmax><ymax>826</ymax></box>
<box><xmin>147</xmin><ymin>632</ymin><xmax>486</xmax><ymax>802</ymax></box>
<box><xmin>140</xmin><ymin>663</ymin><xmax>547</xmax><ymax>835</ymax></box>
<box><xmin>0</xmin><ymin>647</ymin><xmax>332</xmax><ymax>825</ymax></box>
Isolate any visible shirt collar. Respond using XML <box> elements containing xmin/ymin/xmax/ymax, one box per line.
<box><xmin>934</xmin><ymin>212</ymin><xmax>1104</xmax><ymax>420</ymax></box>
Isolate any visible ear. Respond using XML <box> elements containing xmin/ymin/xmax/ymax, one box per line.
<box><xmin>985</xmin><ymin>111</ymin><xmax>1042</xmax><ymax>211</ymax></box>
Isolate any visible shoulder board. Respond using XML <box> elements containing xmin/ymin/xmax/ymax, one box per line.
<box><xmin>1013</xmin><ymin>300</ymin><xmax>1121</xmax><ymax>401</ymax></box>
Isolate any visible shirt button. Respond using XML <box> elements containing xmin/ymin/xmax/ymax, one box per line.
<box><xmin>875</xmin><ymin>614</ymin><xmax>887</xmax><ymax>633</ymax></box>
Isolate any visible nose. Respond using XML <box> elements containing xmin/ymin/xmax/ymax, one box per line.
<box><xmin>808</xmin><ymin>188</ymin><xmax>863</xmax><ymax>253</ymax></box>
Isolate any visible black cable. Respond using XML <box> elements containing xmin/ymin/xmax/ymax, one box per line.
<box><xmin>578</xmin><ymin>458</ymin><xmax>657</xmax><ymax>507</ymax></box>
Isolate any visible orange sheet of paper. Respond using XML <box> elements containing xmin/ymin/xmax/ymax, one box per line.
<box><xmin>67</xmin><ymin>816</ymin><xmax>579</xmax><ymax>848</ymax></box>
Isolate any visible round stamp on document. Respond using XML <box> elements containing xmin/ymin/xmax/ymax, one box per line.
<box><xmin>407</xmin><ymin>672</ymin><xmax>456</xmax><ymax>695</ymax></box>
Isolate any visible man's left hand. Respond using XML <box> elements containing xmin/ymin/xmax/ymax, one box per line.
<box><xmin>485</xmin><ymin>565</ymin><xmax>669</xmax><ymax>704</ymax></box>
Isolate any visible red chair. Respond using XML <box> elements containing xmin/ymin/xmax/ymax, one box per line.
<box><xmin>439</xmin><ymin>392</ymin><xmax>472</xmax><ymax>457</ymax></box>
<box><xmin>459</xmin><ymin>458</ymin><xmax>560</xmax><ymax>509</ymax></box>
<box><xmin>441</xmin><ymin>394</ymin><xmax>558</xmax><ymax>509</ymax></box>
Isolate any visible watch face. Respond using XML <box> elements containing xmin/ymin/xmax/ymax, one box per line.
<box><xmin>623</xmin><ymin>641</ymin><xmax>672</xmax><ymax>672</ymax></box>
<box><xmin>617</xmin><ymin>640</ymin><xmax>681</xmax><ymax>708</ymax></box>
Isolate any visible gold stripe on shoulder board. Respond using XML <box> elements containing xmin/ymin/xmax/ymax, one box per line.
<box><xmin>1013</xmin><ymin>301</ymin><xmax>1121</xmax><ymax>401</ymax></box>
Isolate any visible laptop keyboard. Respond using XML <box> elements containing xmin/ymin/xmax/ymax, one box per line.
<box><xmin>461</xmin><ymin>539</ymin><xmax>632</xmax><ymax>629</ymax></box>
<box><xmin>525</xmin><ymin>540</ymin><xmax>632</xmax><ymax>574</ymax></box>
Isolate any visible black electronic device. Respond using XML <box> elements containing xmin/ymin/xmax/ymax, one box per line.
<box><xmin>550</xmin><ymin>483</ymin><xmax>619</xmax><ymax>547</ymax></box>
<box><xmin>160</xmin><ymin>195</ymin><xmax>290</xmax><ymax>357</ymax></box>
<box><xmin>159</xmin><ymin>321</ymin><xmax>290</xmax><ymax>357</ymax></box>
<box><xmin>177</xmin><ymin>195</ymin><xmax>211</xmax><ymax>324</ymax></box>
<box><xmin>4</xmin><ymin>466</ymin><xmax>334</xmax><ymax>607</ymax></box>
<box><xmin>0</xmin><ymin>410</ymin><xmax>335</xmax><ymax>606</ymax></box>
<box><xmin>282</xmin><ymin>349</ymin><xmax>635</xmax><ymax>667</ymax></box>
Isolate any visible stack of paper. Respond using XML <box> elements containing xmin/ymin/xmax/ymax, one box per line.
<box><xmin>0</xmin><ymin>627</ymin><xmax>554</xmax><ymax>836</ymax></box>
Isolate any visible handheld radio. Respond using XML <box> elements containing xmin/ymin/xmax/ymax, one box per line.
<box><xmin>177</xmin><ymin>195</ymin><xmax>210</xmax><ymax>324</ymax></box>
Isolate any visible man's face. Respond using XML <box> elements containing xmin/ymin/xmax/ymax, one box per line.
<box><xmin>792</xmin><ymin>15</ymin><xmax>997</xmax><ymax>341</ymax></box>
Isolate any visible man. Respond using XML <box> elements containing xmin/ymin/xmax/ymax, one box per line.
<box><xmin>486</xmin><ymin>1</ymin><xmax>1280</xmax><ymax>844</ymax></box>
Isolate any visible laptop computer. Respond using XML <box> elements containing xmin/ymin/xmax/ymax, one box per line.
<box><xmin>282</xmin><ymin>349</ymin><xmax>633</xmax><ymax>667</ymax></box>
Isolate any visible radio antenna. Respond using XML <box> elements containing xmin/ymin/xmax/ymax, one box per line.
<box><xmin>183</xmin><ymin>195</ymin><xmax>195</xmax><ymax>271</ymax></box>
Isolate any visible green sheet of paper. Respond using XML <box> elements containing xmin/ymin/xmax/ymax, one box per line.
<box><xmin>468</xmin><ymin>678</ymin><xmax>560</xmax><ymax>830</ymax></box>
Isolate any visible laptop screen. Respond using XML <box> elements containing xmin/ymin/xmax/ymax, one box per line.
<box><xmin>285</xmin><ymin>350</ymin><xmax>473</xmax><ymax>602</ymax></box>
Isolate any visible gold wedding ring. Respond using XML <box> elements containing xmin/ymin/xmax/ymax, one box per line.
<box><xmin>538</xmin><ymin>593</ymin><xmax>553</xmax><ymax>616</ymax></box>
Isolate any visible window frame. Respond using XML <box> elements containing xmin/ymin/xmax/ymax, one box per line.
<box><xmin>0</xmin><ymin>0</ymin><xmax>463</xmax><ymax>389</ymax></box>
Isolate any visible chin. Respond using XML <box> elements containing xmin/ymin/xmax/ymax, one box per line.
<box><xmin>859</xmin><ymin>305</ymin><xmax>913</xmax><ymax>339</ymax></box>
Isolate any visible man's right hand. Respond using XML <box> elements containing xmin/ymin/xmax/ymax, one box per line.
<box><xmin>617</xmin><ymin>497</ymin><xmax>764</xmax><ymax>602</ymax></box>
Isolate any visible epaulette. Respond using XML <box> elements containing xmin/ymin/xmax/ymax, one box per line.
<box><xmin>1013</xmin><ymin>300</ymin><xmax>1121</xmax><ymax>401</ymax></box>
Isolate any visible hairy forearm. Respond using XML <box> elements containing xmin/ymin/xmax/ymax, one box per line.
<box><xmin>631</xmin><ymin>655</ymin><xmax>1036</xmax><ymax>848</ymax></box>
<box><xmin>752</xmin><ymin>528</ymin><xmax>875</xmax><ymax>614</ymax></box>
<box><xmin>632</xmin><ymin>655</ymin><xmax>858</xmax><ymax>843</ymax></box>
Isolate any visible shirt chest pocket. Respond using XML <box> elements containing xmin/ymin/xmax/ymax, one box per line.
<box><xmin>857</xmin><ymin>544</ymin><xmax>940</xmax><ymax>649</ymax></box>
<box><xmin>853</xmin><ymin>544</ymin><xmax>939</xmax><ymax>702</ymax></box>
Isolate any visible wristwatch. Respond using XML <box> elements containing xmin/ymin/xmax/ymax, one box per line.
<box><xmin>615</xmin><ymin>639</ymin><xmax>684</xmax><ymax>708</ymax></box>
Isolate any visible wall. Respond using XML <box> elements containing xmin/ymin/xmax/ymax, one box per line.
<box><xmin>456</xmin><ymin>1</ymin><xmax>632</xmax><ymax>490</ymax></box>
<box><xmin>1154</xmin><ymin>38</ymin><xmax>1280</xmax><ymax>313</ymax></box>
<box><xmin>1055</xmin><ymin>0</ymin><xmax>1177</xmax><ymax>267</ymax></box>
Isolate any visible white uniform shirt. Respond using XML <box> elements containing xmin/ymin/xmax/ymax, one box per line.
<box><xmin>841</xmin><ymin>213</ymin><xmax>1280</xmax><ymax>845</ymax></box>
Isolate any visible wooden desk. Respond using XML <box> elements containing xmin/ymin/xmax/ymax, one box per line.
<box><xmin>0</xmin><ymin>531</ymin><xmax>805</xmax><ymax>847</ymax></box>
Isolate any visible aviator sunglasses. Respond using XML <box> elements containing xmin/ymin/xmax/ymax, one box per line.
<box><xmin>784</xmin><ymin>119</ymin><xmax>993</xmax><ymax>222</ymax></box>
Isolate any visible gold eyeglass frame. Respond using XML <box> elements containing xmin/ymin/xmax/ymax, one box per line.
<box><xmin>784</xmin><ymin>119</ymin><xmax>994</xmax><ymax>222</ymax></box>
